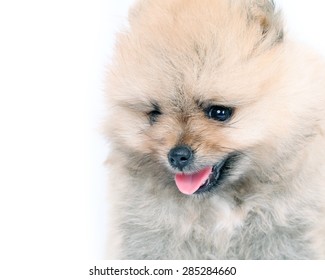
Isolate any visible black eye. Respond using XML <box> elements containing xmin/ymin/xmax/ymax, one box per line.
<box><xmin>148</xmin><ymin>109</ymin><xmax>161</xmax><ymax>124</ymax></box>
<box><xmin>206</xmin><ymin>105</ymin><xmax>233</xmax><ymax>122</ymax></box>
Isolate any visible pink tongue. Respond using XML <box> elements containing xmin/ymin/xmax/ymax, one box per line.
<box><xmin>175</xmin><ymin>167</ymin><xmax>213</xmax><ymax>195</ymax></box>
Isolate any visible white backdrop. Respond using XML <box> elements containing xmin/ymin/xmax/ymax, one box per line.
<box><xmin>0</xmin><ymin>0</ymin><xmax>325</xmax><ymax>270</ymax></box>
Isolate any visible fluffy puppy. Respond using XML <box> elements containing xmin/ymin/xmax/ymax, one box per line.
<box><xmin>105</xmin><ymin>0</ymin><xmax>325</xmax><ymax>259</ymax></box>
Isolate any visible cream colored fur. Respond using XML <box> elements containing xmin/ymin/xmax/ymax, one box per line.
<box><xmin>105</xmin><ymin>0</ymin><xmax>325</xmax><ymax>259</ymax></box>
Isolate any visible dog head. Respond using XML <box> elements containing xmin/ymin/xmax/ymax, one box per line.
<box><xmin>107</xmin><ymin>0</ymin><xmax>323</xmax><ymax>196</ymax></box>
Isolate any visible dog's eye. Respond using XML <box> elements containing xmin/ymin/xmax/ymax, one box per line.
<box><xmin>148</xmin><ymin>109</ymin><xmax>161</xmax><ymax>124</ymax></box>
<box><xmin>206</xmin><ymin>106</ymin><xmax>233</xmax><ymax>122</ymax></box>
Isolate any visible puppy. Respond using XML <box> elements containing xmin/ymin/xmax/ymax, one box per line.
<box><xmin>105</xmin><ymin>0</ymin><xmax>325</xmax><ymax>259</ymax></box>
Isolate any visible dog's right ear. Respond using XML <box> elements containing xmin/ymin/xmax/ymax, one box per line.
<box><xmin>245</xmin><ymin>0</ymin><xmax>284</xmax><ymax>43</ymax></box>
<box><xmin>128</xmin><ymin>0</ymin><xmax>151</xmax><ymax>25</ymax></box>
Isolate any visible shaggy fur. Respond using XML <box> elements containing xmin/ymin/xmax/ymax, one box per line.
<box><xmin>105</xmin><ymin>0</ymin><xmax>325</xmax><ymax>259</ymax></box>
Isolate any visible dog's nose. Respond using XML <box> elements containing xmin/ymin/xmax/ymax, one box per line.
<box><xmin>168</xmin><ymin>145</ymin><xmax>193</xmax><ymax>170</ymax></box>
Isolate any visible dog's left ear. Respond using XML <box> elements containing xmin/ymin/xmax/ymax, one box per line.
<box><xmin>246</xmin><ymin>0</ymin><xmax>284</xmax><ymax>43</ymax></box>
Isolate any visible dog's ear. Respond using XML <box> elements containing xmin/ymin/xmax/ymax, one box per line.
<box><xmin>246</xmin><ymin>0</ymin><xmax>284</xmax><ymax>43</ymax></box>
<box><xmin>128</xmin><ymin>0</ymin><xmax>151</xmax><ymax>25</ymax></box>
<box><xmin>129</xmin><ymin>0</ymin><xmax>284</xmax><ymax>44</ymax></box>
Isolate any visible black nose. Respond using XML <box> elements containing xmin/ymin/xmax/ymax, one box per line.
<box><xmin>168</xmin><ymin>145</ymin><xmax>193</xmax><ymax>170</ymax></box>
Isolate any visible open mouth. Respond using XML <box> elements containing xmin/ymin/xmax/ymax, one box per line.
<box><xmin>174</xmin><ymin>156</ymin><xmax>233</xmax><ymax>195</ymax></box>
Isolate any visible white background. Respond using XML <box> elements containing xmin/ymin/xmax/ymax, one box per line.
<box><xmin>0</xmin><ymin>0</ymin><xmax>325</xmax><ymax>275</ymax></box>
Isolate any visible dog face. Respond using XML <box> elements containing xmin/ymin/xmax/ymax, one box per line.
<box><xmin>107</xmin><ymin>0</ymin><xmax>321</xmax><ymax>196</ymax></box>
